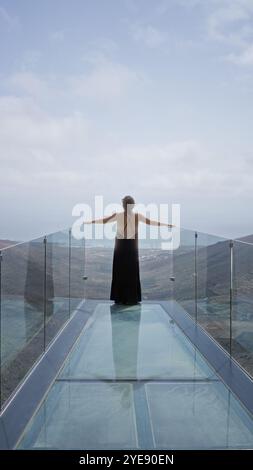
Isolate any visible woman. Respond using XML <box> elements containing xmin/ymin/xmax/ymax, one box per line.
<box><xmin>87</xmin><ymin>196</ymin><xmax>173</xmax><ymax>305</ymax></box>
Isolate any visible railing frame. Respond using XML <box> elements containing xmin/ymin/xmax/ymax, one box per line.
<box><xmin>0</xmin><ymin>232</ymin><xmax>85</xmax><ymax>409</ymax></box>
<box><xmin>0</xmin><ymin>250</ymin><xmax>2</xmax><ymax>410</ymax></box>
<box><xmin>0</xmin><ymin>226</ymin><xmax>252</xmax><ymax>407</ymax></box>
<box><xmin>194</xmin><ymin>231</ymin><xmax>198</xmax><ymax>323</ymax></box>
<box><xmin>43</xmin><ymin>236</ymin><xmax>47</xmax><ymax>352</ymax></box>
<box><xmin>229</xmin><ymin>240</ymin><xmax>234</xmax><ymax>357</ymax></box>
<box><xmin>69</xmin><ymin>228</ymin><xmax>72</xmax><ymax>318</ymax></box>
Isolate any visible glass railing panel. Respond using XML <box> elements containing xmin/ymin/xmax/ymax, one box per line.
<box><xmin>0</xmin><ymin>238</ymin><xmax>44</xmax><ymax>407</ymax></box>
<box><xmin>70</xmin><ymin>232</ymin><xmax>85</xmax><ymax>313</ymax></box>
<box><xmin>45</xmin><ymin>230</ymin><xmax>70</xmax><ymax>347</ymax></box>
<box><xmin>139</xmin><ymin>232</ymin><xmax>173</xmax><ymax>301</ymax></box>
<box><xmin>197</xmin><ymin>231</ymin><xmax>231</xmax><ymax>353</ymax></box>
<box><xmin>173</xmin><ymin>228</ymin><xmax>196</xmax><ymax>319</ymax></box>
<box><xmin>84</xmin><ymin>238</ymin><xmax>115</xmax><ymax>300</ymax></box>
<box><xmin>233</xmin><ymin>240</ymin><xmax>253</xmax><ymax>378</ymax></box>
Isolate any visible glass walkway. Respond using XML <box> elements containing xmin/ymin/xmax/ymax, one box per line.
<box><xmin>17</xmin><ymin>302</ymin><xmax>253</xmax><ymax>450</ymax></box>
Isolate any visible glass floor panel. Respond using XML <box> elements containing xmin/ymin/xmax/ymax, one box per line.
<box><xmin>19</xmin><ymin>382</ymin><xmax>138</xmax><ymax>450</ymax></box>
<box><xmin>59</xmin><ymin>303</ymin><xmax>215</xmax><ymax>380</ymax></box>
<box><xmin>146</xmin><ymin>382</ymin><xmax>253</xmax><ymax>449</ymax></box>
<box><xmin>17</xmin><ymin>303</ymin><xmax>253</xmax><ymax>449</ymax></box>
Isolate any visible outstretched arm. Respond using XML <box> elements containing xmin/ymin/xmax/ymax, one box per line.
<box><xmin>138</xmin><ymin>213</ymin><xmax>174</xmax><ymax>228</ymax></box>
<box><xmin>84</xmin><ymin>213</ymin><xmax>117</xmax><ymax>224</ymax></box>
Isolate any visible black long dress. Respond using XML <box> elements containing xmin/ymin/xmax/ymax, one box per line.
<box><xmin>110</xmin><ymin>213</ymin><xmax>142</xmax><ymax>304</ymax></box>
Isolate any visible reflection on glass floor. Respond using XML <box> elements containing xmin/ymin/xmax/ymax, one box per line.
<box><xmin>18</xmin><ymin>303</ymin><xmax>253</xmax><ymax>450</ymax></box>
<box><xmin>60</xmin><ymin>303</ymin><xmax>214</xmax><ymax>380</ymax></box>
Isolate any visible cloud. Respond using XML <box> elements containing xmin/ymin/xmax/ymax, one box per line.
<box><xmin>1</xmin><ymin>3</ymin><xmax>253</xmax><ymax>239</ymax></box>
<box><xmin>205</xmin><ymin>0</ymin><xmax>253</xmax><ymax>66</ymax></box>
<box><xmin>227</xmin><ymin>43</ymin><xmax>253</xmax><ymax>65</ymax></box>
<box><xmin>131</xmin><ymin>24</ymin><xmax>168</xmax><ymax>48</ymax></box>
<box><xmin>207</xmin><ymin>2</ymin><xmax>251</xmax><ymax>45</ymax></box>
<box><xmin>0</xmin><ymin>95</ymin><xmax>91</xmax><ymax>178</ymax></box>
<box><xmin>6</xmin><ymin>52</ymin><xmax>141</xmax><ymax>102</ymax></box>
<box><xmin>0</xmin><ymin>5</ymin><xmax>19</xmax><ymax>29</ymax></box>
<box><xmin>68</xmin><ymin>59</ymin><xmax>141</xmax><ymax>100</ymax></box>
<box><xmin>0</xmin><ymin>92</ymin><xmax>252</xmax><ymax>239</ymax></box>
<box><xmin>8</xmin><ymin>72</ymin><xmax>51</xmax><ymax>98</ymax></box>
<box><xmin>0</xmin><ymin>94</ymin><xmax>239</xmax><ymax>193</ymax></box>
<box><xmin>167</xmin><ymin>0</ymin><xmax>253</xmax><ymax>67</ymax></box>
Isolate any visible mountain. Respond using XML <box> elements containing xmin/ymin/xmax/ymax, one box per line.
<box><xmin>238</xmin><ymin>234</ymin><xmax>253</xmax><ymax>244</ymax></box>
<box><xmin>0</xmin><ymin>240</ymin><xmax>18</xmax><ymax>250</ymax></box>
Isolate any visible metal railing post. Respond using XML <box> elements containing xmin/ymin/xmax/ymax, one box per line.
<box><xmin>229</xmin><ymin>240</ymin><xmax>234</xmax><ymax>357</ymax></box>
<box><xmin>43</xmin><ymin>236</ymin><xmax>47</xmax><ymax>352</ymax></box>
<box><xmin>83</xmin><ymin>237</ymin><xmax>86</xmax><ymax>300</ymax></box>
<box><xmin>69</xmin><ymin>228</ymin><xmax>72</xmax><ymax>317</ymax></box>
<box><xmin>0</xmin><ymin>250</ymin><xmax>2</xmax><ymax>410</ymax></box>
<box><xmin>194</xmin><ymin>232</ymin><xmax>198</xmax><ymax>324</ymax></box>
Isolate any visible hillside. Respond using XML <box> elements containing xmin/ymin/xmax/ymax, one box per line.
<box><xmin>0</xmin><ymin>240</ymin><xmax>18</xmax><ymax>250</ymax></box>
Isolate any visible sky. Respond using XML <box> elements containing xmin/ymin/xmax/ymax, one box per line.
<box><xmin>0</xmin><ymin>0</ymin><xmax>253</xmax><ymax>241</ymax></box>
